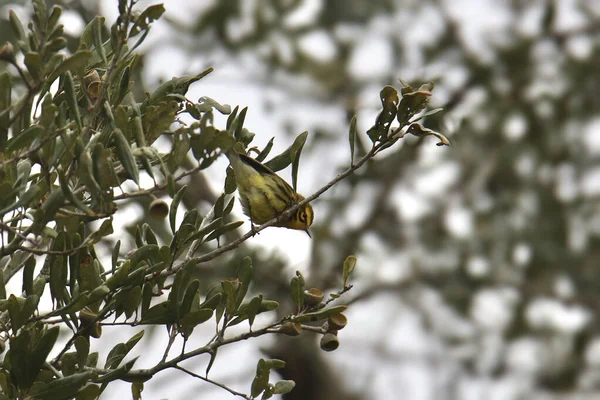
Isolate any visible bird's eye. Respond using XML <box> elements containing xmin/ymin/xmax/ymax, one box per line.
<box><xmin>300</xmin><ymin>212</ymin><xmax>307</xmax><ymax>222</ymax></box>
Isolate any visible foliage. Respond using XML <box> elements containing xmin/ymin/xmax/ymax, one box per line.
<box><xmin>0</xmin><ymin>1</ymin><xmax>446</xmax><ymax>398</ymax></box>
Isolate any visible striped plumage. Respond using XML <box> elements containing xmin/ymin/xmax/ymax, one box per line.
<box><xmin>226</xmin><ymin>150</ymin><xmax>314</xmax><ymax>235</ymax></box>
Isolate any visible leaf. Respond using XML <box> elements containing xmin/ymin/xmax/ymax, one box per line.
<box><xmin>74</xmin><ymin>336</ymin><xmax>89</xmax><ymax>371</ymax></box>
<box><xmin>5</xmin><ymin>125</ymin><xmax>44</xmax><ymax>154</ymax></box>
<box><xmin>246</xmin><ymin>294</ymin><xmax>262</xmax><ymax>328</ymax></box>
<box><xmin>255</xmin><ymin>137</ymin><xmax>274</xmax><ymax>162</ymax></box>
<box><xmin>406</xmin><ymin>123</ymin><xmax>450</xmax><ymax>146</ymax></box>
<box><xmin>30</xmin><ymin>371</ymin><xmax>98</xmax><ymax>400</ymax></box>
<box><xmin>251</xmin><ymin>359</ymin><xmax>270</xmax><ymax>397</ymax></box>
<box><xmin>22</xmin><ymin>257</ymin><xmax>35</xmax><ymax>296</ymax></box>
<box><xmin>290</xmin><ymin>277</ymin><xmax>304</xmax><ymax>314</ymax></box>
<box><xmin>197</xmin><ymin>96</ymin><xmax>231</xmax><ymax>114</ymax></box>
<box><xmin>75</xmin><ymin>384</ymin><xmax>101</xmax><ymax>400</ymax></box>
<box><xmin>0</xmin><ymin>270</ymin><xmax>6</xmax><ymax>300</ymax></box>
<box><xmin>129</xmin><ymin>4</ymin><xmax>166</xmax><ymax>37</ymax></box>
<box><xmin>203</xmin><ymin>221</ymin><xmax>243</xmax><ymax>242</ymax></box>
<box><xmin>63</xmin><ymin>71</ymin><xmax>82</xmax><ymax>129</ymax></box>
<box><xmin>47</xmin><ymin>50</ymin><xmax>92</xmax><ymax>84</ymax></box>
<box><xmin>92</xmin><ymin>16</ymin><xmax>106</xmax><ymax>64</ymax></box>
<box><xmin>342</xmin><ymin>255</ymin><xmax>357</xmax><ymax>288</ymax></box>
<box><xmin>112</xmin><ymin>128</ymin><xmax>139</xmax><ymax>183</ymax></box>
<box><xmin>273</xmin><ymin>380</ymin><xmax>295</xmax><ymax>395</ymax></box>
<box><xmin>0</xmin><ymin>72</ymin><xmax>11</xmax><ymax>148</ymax></box>
<box><xmin>169</xmin><ymin>185</ymin><xmax>187</xmax><ymax>234</ymax></box>
<box><xmin>221</xmin><ymin>279</ymin><xmax>240</xmax><ymax>316</ymax></box>
<box><xmin>348</xmin><ymin>115</ymin><xmax>357</xmax><ymax>165</ymax></box>
<box><xmin>179</xmin><ymin>279</ymin><xmax>200</xmax><ymax>316</ymax></box>
<box><xmin>148</xmin><ymin>69</ymin><xmax>213</xmax><ymax>105</ymax></box>
<box><xmin>292</xmin><ymin>305</ymin><xmax>348</xmax><ymax>324</ymax></box>
<box><xmin>235</xmin><ymin>257</ymin><xmax>253</xmax><ymax>308</ymax></box>
<box><xmin>263</xmin><ymin>131</ymin><xmax>308</xmax><ymax>174</ymax></box>
<box><xmin>180</xmin><ymin>309</ymin><xmax>213</xmax><ymax>337</ymax></box>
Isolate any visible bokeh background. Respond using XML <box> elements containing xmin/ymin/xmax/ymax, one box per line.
<box><xmin>2</xmin><ymin>0</ymin><xmax>600</xmax><ymax>399</ymax></box>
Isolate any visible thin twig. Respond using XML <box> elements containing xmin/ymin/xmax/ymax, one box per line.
<box><xmin>173</xmin><ymin>365</ymin><xmax>251</xmax><ymax>399</ymax></box>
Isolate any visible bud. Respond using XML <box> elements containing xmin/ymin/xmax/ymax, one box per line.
<box><xmin>149</xmin><ymin>199</ymin><xmax>169</xmax><ymax>220</ymax></box>
<box><xmin>280</xmin><ymin>321</ymin><xmax>302</xmax><ymax>336</ymax></box>
<box><xmin>320</xmin><ymin>332</ymin><xmax>339</xmax><ymax>352</ymax></box>
<box><xmin>0</xmin><ymin>42</ymin><xmax>16</xmax><ymax>64</ymax></box>
<box><xmin>304</xmin><ymin>288</ymin><xmax>324</xmax><ymax>307</ymax></box>
<box><xmin>79</xmin><ymin>308</ymin><xmax>102</xmax><ymax>338</ymax></box>
<box><xmin>327</xmin><ymin>313</ymin><xmax>347</xmax><ymax>330</ymax></box>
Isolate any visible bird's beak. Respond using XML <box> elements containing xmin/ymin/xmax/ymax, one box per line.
<box><xmin>304</xmin><ymin>228</ymin><xmax>312</xmax><ymax>238</ymax></box>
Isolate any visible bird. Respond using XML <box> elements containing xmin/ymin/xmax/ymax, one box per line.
<box><xmin>225</xmin><ymin>149</ymin><xmax>314</xmax><ymax>236</ymax></box>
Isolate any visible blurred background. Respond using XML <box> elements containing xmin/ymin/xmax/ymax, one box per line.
<box><xmin>3</xmin><ymin>0</ymin><xmax>600</xmax><ymax>399</ymax></box>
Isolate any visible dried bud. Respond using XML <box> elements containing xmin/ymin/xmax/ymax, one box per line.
<box><xmin>280</xmin><ymin>321</ymin><xmax>302</xmax><ymax>336</ymax></box>
<box><xmin>87</xmin><ymin>81</ymin><xmax>102</xmax><ymax>102</ymax></box>
<box><xmin>149</xmin><ymin>199</ymin><xmax>169</xmax><ymax>220</ymax></box>
<box><xmin>84</xmin><ymin>69</ymin><xmax>101</xmax><ymax>86</ymax></box>
<box><xmin>327</xmin><ymin>313</ymin><xmax>347</xmax><ymax>330</ymax></box>
<box><xmin>79</xmin><ymin>309</ymin><xmax>102</xmax><ymax>338</ymax></box>
<box><xmin>320</xmin><ymin>332</ymin><xmax>339</xmax><ymax>352</ymax></box>
<box><xmin>0</xmin><ymin>42</ymin><xmax>16</xmax><ymax>64</ymax></box>
<box><xmin>304</xmin><ymin>288</ymin><xmax>324</xmax><ymax>306</ymax></box>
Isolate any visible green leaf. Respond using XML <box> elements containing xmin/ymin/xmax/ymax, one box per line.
<box><xmin>129</xmin><ymin>4</ymin><xmax>166</xmax><ymax>37</ymax></box>
<box><xmin>0</xmin><ymin>72</ymin><xmax>11</xmax><ymax>148</ymax></box>
<box><xmin>0</xmin><ymin>270</ymin><xmax>6</xmax><ymax>300</ymax></box>
<box><xmin>273</xmin><ymin>380</ymin><xmax>295</xmax><ymax>395</ymax></box>
<box><xmin>24</xmin><ymin>52</ymin><xmax>41</xmax><ymax>80</ymax></box>
<box><xmin>139</xmin><ymin>301</ymin><xmax>173</xmax><ymax>324</ymax></box>
<box><xmin>112</xmin><ymin>240</ymin><xmax>121</xmax><ymax>271</ymax></box>
<box><xmin>80</xmin><ymin>16</ymin><xmax>104</xmax><ymax>50</ymax></box>
<box><xmin>342</xmin><ymin>255</ymin><xmax>357</xmax><ymax>288</ymax></box>
<box><xmin>5</xmin><ymin>125</ymin><xmax>44</xmax><ymax>154</ymax></box>
<box><xmin>348</xmin><ymin>115</ymin><xmax>357</xmax><ymax>165</ymax></box>
<box><xmin>246</xmin><ymin>294</ymin><xmax>262</xmax><ymax>328</ymax></box>
<box><xmin>180</xmin><ymin>279</ymin><xmax>200</xmax><ymax>316</ymax></box>
<box><xmin>203</xmin><ymin>221</ymin><xmax>243</xmax><ymax>242</ymax></box>
<box><xmin>221</xmin><ymin>279</ymin><xmax>240</xmax><ymax>316</ymax></box>
<box><xmin>22</xmin><ymin>257</ymin><xmax>35</xmax><ymax>296</ymax></box>
<box><xmin>47</xmin><ymin>50</ymin><xmax>92</xmax><ymax>84</ymax></box>
<box><xmin>255</xmin><ymin>137</ymin><xmax>274</xmax><ymax>162</ymax></box>
<box><xmin>235</xmin><ymin>257</ymin><xmax>253</xmax><ymax>308</ymax></box>
<box><xmin>180</xmin><ymin>309</ymin><xmax>213</xmax><ymax>337</ymax></box>
<box><xmin>92</xmin><ymin>16</ymin><xmax>106</xmax><ymax>64</ymax></box>
<box><xmin>406</xmin><ymin>123</ymin><xmax>450</xmax><ymax>146</ymax></box>
<box><xmin>112</xmin><ymin>128</ymin><xmax>139</xmax><ymax>183</ymax></box>
<box><xmin>170</xmin><ymin>185</ymin><xmax>187</xmax><ymax>234</ymax></box>
<box><xmin>290</xmin><ymin>272</ymin><xmax>305</xmax><ymax>314</ymax></box>
<box><xmin>251</xmin><ymin>359</ymin><xmax>270</xmax><ymax>398</ymax></box>
<box><xmin>9</xmin><ymin>10</ymin><xmax>28</xmax><ymax>49</ymax></box>
<box><xmin>197</xmin><ymin>96</ymin><xmax>231</xmax><ymax>114</ymax></box>
<box><xmin>224</xmin><ymin>166</ymin><xmax>237</xmax><ymax>194</ymax></box>
<box><xmin>63</xmin><ymin>71</ymin><xmax>82</xmax><ymax>129</ymax></box>
<box><xmin>148</xmin><ymin>69</ymin><xmax>213</xmax><ymax>105</ymax></box>
<box><xmin>75</xmin><ymin>336</ymin><xmax>89</xmax><ymax>371</ymax></box>
<box><xmin>292</xmin><ymin>305</ymin><xmax>348</xmax><ymax>324</ymax></box>
<box><xmin>30</xmin><ymin>371</ymin><xmax>98</xmax><ymax>400</ymax></box>
<box><xmin>75</xmin><ymin>384</ymin><xmax>101</xmax><ymax>400</ymax></box>
<box><xmin>263</xmin><ymin>131</ymin><xmax>308</xmax><ymax>175</ymax></box>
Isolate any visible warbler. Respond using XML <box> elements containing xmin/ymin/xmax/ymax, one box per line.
<box><xmin>225</xmin><ymin>150</ymin><xmax>314</xmax><ymax>236</ymax></box>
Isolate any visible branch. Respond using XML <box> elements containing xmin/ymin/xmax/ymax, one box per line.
<box><xmin>173</xmin><ymin>365</ymin><xmax>251</xmax><ymax>400</ymax></box>
<box><xmin>158</xmin><ymin>143</ymin><xmax>382</xmax><ymax>279</ymax></box>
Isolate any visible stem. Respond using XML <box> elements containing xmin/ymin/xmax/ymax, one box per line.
<box><xmin>173</xmin><ymin>365</ymin><xmax>251</xmax><ymax>400</ymax></box>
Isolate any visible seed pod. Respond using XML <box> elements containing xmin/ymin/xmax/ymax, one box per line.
<box><xmin>320</xmin><ymin>332</ymin><xmax>339</xmax><ymax>352</ymax></box>
<box><xmin>304</xmin><ymin>288</ymin><xmax>324</xmax><ymax>306</ymax></box>
<box><xmin>280</xmin><ymin>322</ymin><xmax>302</xmax><ymax>336</ymax></box>
<box><xmin>149</xmin><ymin>198</ymin><xmax>169</xmax><ymax>220</ymax></box>
<box><xmin>79</xmin><ymin>308</ymin><xmax>102</xmax><ymax>338</ymax></box>
<box><xmin>327</xmin><ymin>313</ymin><xmax>347</xmax><ymax>331</ymax></box>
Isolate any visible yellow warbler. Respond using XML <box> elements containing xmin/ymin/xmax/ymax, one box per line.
<box><xmin>225</xmin><ymin>150</ymin><xmax>314</xmax><ymax>236</ymax></box>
